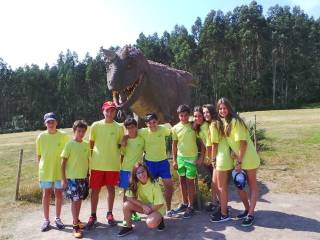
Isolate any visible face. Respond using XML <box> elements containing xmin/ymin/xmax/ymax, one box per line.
<box><xmin>136</xmin><ymin>166</ymin><xmax>148</xmax><ymax>183</ymax></box>
<box><xmin>45</xmin><ymin>120</ymin><xmax>57</xmax><ymax>131</ymax></box>
<box><xmin>218</xmin><ymin>103</ymin><xmax>229</xmax><ymax>118</ymax></box>
<box><xmin>103</xmin><ymin>108</ymin><xmax>116</xmax><ymax>121</ymax></box>
<box><xmin>74</xmin><ymin>127</ymin><xmax>86</xmax><ymax>141</ymax></box>
<box><xmin>203</xmin><ymin>107</ymin><xmax>212</xmax><ymax>122</ymax></box>
<box><xmin>178</xmin><ymin>112</ymin><xmax>189</xmax><ymax>124</ymax></box>
<box><xmin>126</xmin><ymin>124</ymin><xmax>137</xmax><ymax>137</ymax></box>
<box><xmin>193</xmin><ymin>111</ymin><xmax>204</xmax><ymax>125</ymax></box>
<box><xmin>146</xmin><ymin>119</ymin><xmax>158</xmax><ymax>131</ymax></box>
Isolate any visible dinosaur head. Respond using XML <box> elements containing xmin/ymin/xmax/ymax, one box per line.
<box><xmin>102</xmin><ymin>45</ymin><xmax>147</xmax><ymax>109</ymax></box>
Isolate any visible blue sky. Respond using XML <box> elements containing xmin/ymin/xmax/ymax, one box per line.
<box><xmin>0</xmin><ymin>0</ymin><xmax>319</xmax><ymax>68</ymax></box>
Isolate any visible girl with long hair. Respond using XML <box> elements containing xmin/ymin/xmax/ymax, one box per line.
<box><xmin>216</xmin><ymin>97</ymin><xmax>260</xmax><ymax>227</ymax></box>
<box><xmin>118</xmin><ymin>162</ymin><xmax>165</xmax><ymax>237</ymax></box>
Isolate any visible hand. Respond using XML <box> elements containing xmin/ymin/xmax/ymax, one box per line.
<box><xmin>142</xmin><ymin>205</ymin><xmax>152</xmax><ymax>215</ymax></box>
<box><xmin>61</xmin><ymin>179</ymin><xmax>67</xmax><ymax>189</ymax></box>
<box><xmin>173</xmin><ymin>161</ymin><xmax>178</xmax><ymax>170</ymax></box>
<box><xmin>235</xmin><ymin>163</ymin><xmax>241</xmax><ymax>173</ymax></box>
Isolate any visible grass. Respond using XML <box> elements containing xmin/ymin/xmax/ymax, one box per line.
<box><xmin>241</xmin><ymin>108</ymin><xmax>320</xmax><ymax>194</ymax></box>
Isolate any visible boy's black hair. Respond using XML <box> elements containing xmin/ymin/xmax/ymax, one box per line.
<box><xmin>144</xmin><ymin>112</ymin><xmax>158</xmax><ymax>122</ymax></box>
<box><xmin>124</xmin><ymin>117</ymin><xmax>138</xmax><ymax>128</ymax></box>
<box><xmin>72</xmin><ymin>120</ymin><xmax>88</xmax><ymax>131</ymax></box>
<box><xmin>177</xmin><ymin>104</ymin><xmax>190</xmax><ymax>114</ymax></box>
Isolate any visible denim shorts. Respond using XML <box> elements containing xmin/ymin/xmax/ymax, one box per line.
<box><xmin>39</xmin><ymin>180</ymin><xmax>63</xmax><ymax>189</ymax></box>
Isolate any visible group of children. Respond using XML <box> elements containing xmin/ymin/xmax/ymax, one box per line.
<box><xmin>36</xmin><ymin>98</ymin><xmax>260</xmax><ymax>238</ymax></box>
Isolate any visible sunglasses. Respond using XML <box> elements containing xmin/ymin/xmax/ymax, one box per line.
<box><xmin>136</xmin><ymin>169</ymin><xmax>145</xmax><ymax>177</ymax></box>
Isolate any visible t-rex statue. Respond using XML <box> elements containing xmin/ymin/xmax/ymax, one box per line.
<box><xmin>101</xmin><ymin>45</ymin><xmax>196</xmax><ymax>124</ymax></box>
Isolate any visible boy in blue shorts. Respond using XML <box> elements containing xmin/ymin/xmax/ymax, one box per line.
<box><xmin>172</xmin><ymin>105</ymin><xmax>205</xmax><ymax>218</ymax></box>
<box><xmin>61</xmin><ymin>120</ymin><xmax>90</xmax><ymax>238</ymax></box>
<box><xmin>139</xmin><ymin>113</ymin><xmax>175</xmax><ymax>217</ymax></box>
<box><xmin>119</xmin><ymin>118</ymin><xmax>144</xmax><ymax>223</ymax></box>
<box><xmin>36</xmin><ymin>112</ymin><xmax>69</xmax><ymax>232</ymax></box>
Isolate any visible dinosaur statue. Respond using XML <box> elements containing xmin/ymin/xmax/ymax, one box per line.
<box><xmin>101</xmin><ymin>45</ymin><xmax>196</xmax><ymax>124</ymax></box>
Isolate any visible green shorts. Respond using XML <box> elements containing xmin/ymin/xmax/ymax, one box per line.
<box><xmin>177</xmin><ymin>156</ymin><xmax>197</xmax><ymax>179</ymax></box>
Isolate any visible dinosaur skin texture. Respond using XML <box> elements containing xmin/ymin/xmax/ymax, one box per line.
<box><xmin>102</xmin><ymin>45</ymin><xmax>196</xmax><ymax>125</ymax></box>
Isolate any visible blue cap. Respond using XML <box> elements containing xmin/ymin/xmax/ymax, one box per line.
<box><xmin>232</xmin><ymin>170</ymin><xmax>247</xmax><ymax>190</ymax></box>
<box><xmin>43</xmin><ymin>112</ymin><xmax>57</xmax><ymax>123</ymax></box>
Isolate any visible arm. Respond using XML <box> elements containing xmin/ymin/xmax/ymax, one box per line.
<box><xmin>172</xmin><ymin>140</ymin><xmax>178</xmax><ymax>170</ymax></box>
<box><xmin>211</xmin><ymin>143</ymin><xmax>218</xmax><ymax>167</ymax></box>
<box><xmin>150</xmin><ymin>203</ymin><xmax>164</xmax><ymax>212</ymax></box>
<box><xmin>89</xmin><ymin>140</ymin><xmax>94</xmax><ymax>156</ymax></box>
<box><xmin>235</xmin><ymin>140</ymin><xmax>247</xmax><ymax>172</ymax></box>
<box><xmin>196</xmin><ymin>139</ymin><xmax>205</xmax><ymax>165</ymax></box>
<box><xmin>120</xmin><ymin>135</ymin><xmax>129</xmax><ymax>147</ymax></box>
<box><xmin>127</xmin><ymin>197</ymin><xmax>152</xmax><ymax>214</ymax></box>
<box><xmin>61</xmin><ymin>157</ymin><xmax>68</xmax><ymax>189</ymax></box>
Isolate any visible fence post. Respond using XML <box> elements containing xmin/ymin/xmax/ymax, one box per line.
<box><xmin>15</xmin><ymin>149</ymin><xmax>23</xmax><ymax>201</ymax></box>
<box><xmin>254</xmin><ymin>115</ymin><xmax>257</xmax><ymax>150</ymax></box>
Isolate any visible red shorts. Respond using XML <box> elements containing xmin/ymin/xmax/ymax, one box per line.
<box><xmin>89</xmin><ymin>170</ymin><xmax>120</xmax><ymax>189</ymax></box>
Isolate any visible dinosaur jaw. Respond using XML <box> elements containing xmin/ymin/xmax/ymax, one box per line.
<box><xmin>112</xmin><ymin>75</ymin><xmax>143</xmax><ymax>108</ymax></box>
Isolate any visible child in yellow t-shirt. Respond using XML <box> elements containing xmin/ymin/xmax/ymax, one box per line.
<box><xmin>118</xmin><ymin>162</ymin><xmax>165</xmax><ymax>237</ymax></box>
<box><xmin>217</xmin><ymin>97</ymin><xmax>260</xmax><ymax>227</ymax></box>
<box><xmin>119</xmin><ymin>118</ymin><xmax>144</xmax><ymax>222</ymax></box>
<box><xmin>61</xmin><ymin>120</ymin><xmax>90</xmax><ymax>238</ymax></box>
<box><xmin>36</xmin><ymin>112</ymin><xmax>69</xmax><ymax>232</ymax></box>
<box><xmin>172</xmin><ymin>105</ymin><xmax>205</xmax><ymax>219</ymax></box>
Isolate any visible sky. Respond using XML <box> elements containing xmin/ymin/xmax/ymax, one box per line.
<box><xmin>1</xmin><ymin>0</ymin><xmax>319</xmax><ymax>69</ymax></box>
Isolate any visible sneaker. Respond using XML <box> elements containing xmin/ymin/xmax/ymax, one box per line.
<box><xmin>118</xmin><ymin>227</ymin><xmax>133</xmax><ymax>237</ymax></box>
<box><xmin>183</xmin><ymin>207</ymin><xmax>195</xmax><ymax>219</ymax></box>
<box><xmin>157</xmin><ymin>218</ymin><xmax>165</xmax><ymax>231</ymax></box>
<box><xmin>72</xmin><ymin>225</ymin><xmax>83</xmax><ymax>238</ymax></box>
<box><xmin>131</xmin><ymin>212</ymin><xmax>141</xmax><ymax>222</ymax></box>
<box><xmin>210</xmin><ymin>211</ymin><xmax>231</xmax><ymax>222</ymax></box>
<box><xmin>242</xmin><ymin>215</ymin><xmax>254</xmax><ymax>227</ymax></box>
<box><xmin>86</xmin><ymin>216</ymin><xmax>97</xmax><ymax>230</ymax></box>
<box><xmin>166</xmin><ymin>209</ymin><xmax>177</xmax><ymax>218</ymax></box>
<box><xmin>122</xmin><ymin>220</ymin><xmax>127</xmax><ymax>227</ymax></box>
<box><xmin>174</xmin><ymin>203</ymin><xmax>188</xmax><ymax>213</ymax></box>
<box><xmin>77</xmin><ymin>220</ymin><xmax>85</xmax><ymax>229</ymax></box>
<box><xmin>236</xmin><ymin>210</ymin><xmax>249</xmax><ymax>220</ymax></box>
<box><xmin>107</xmin><ymin>212</ymin><xmax>117</xmax><ymax>226</ymax></box>
<box><xmin>55</xmin><ymin>218</ymin><xmax>65</xmax><ymax>229</ymax></box>
<box><xmin>40</xmin><ymin>220</ymin><xmax>50</xmax><ymax>232</ymax></box>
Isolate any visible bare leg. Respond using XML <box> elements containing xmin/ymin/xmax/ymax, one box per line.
<box><xmin>237</xmin><ymin>189</ymin><xmax>250</xmax><ymax>211</ymax></box>
<box><xmin>122</xmin><ymin>201</ymin><xmax>144</xmax><ymax>228</ymax></box>
<box><xmin>90</xmin><ymin>188</ymin><xmax>101</xmax><ymax>214</ymax></box>
<box><xmin>179</xmin><ymin>176</ymin><xmax>188</xmax><ymax>205</ymax></box>
<box><xmin>71</xmin><ymin>200</ymin><xmax>82</xmax><ymax>224</ymax></box>
<box><xmin>246</xmin><ymin>169</ymin><xmax>258</xmax><ymax>216</ymax></box>
<box><xmin>186</xmin><ymin>178</ymin><xmax>195</xmax><ymax>207</ymax></box>
<box><xmin>42</xmin><ymin>188</ymin><xmax>52</xmax><ymax>220</ymax></box>
<box><xmin>54</xmin><ymin>188</ymin><xmax>63</xmax><ymax>218</ymax></box>
<box><xmin>146</xmin><ymin>212</ymin><xmax>162</xmax><ymax>228</ymax></box>
<box><xmin>162</xmin><ymin>178</ymin><xmax>173</xmax><ymax>210</ymax></box>
<box><xmin>107</xmin><ymin>186</ymin><xmax>115</xmax><ymax>212</ymax></box>
<box><xmin>217</xmin><ymin>170</ymin><xmax>229</xmax><ymax>215</ymax></box>
<box><xmin>211</xmin><ymin>169</ymin><xmax>220</xmax><ymax>204</ymax></box>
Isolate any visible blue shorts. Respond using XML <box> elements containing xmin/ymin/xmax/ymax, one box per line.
<box><xmin>64</xmin><ymin>178</ymin><xmax>89</xmax><ymax>201</ymax></box>
<box><xmin>144</xmin><ymin>159</ymin><xmax>171</xmax><ymax>179</ymax></box>
<box><xmin>39</xmin><ymin>180</ymin><xmax>62</xmax><ymax>189</ymax></box>
<box><xmin>119</xmin><ymin>170</ymin><xmax>131</xmax><ymax>189</ymax></box>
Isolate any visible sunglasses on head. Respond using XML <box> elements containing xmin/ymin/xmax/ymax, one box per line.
<box><xmin>136</xmin><ymin>169</ymin><xmax>145</xmax><ymax>177</ymax></box>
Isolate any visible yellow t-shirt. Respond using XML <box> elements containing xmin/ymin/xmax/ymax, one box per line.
<box><xmin>138</xmin><ymin>125</ymin><xmax>171</xmax><ymax>161</ymax></box>
<box><xmin>172</xmin><ymin>122</ymin><xmax>198</xmax><ymax>158</ymax></box>
<box><xmin>199</xmin><ymin>122</ymin><xmax>211</xmax><ymax>147</ymax></box>
<box><xmin>36</xmin><ymin>130</ymin><xmax>69</xmax><ymax>181</ymax></box>
<box><xmin>225</xmin><ymin>118</ymin><xmax>260</xmax><ymax>170</ymax></box>
<box><xmin>89</xmin><ymin>120</ymin><xmax>124</xmax><ymax>171</ymax></box>
<box><xmin>126</xmin><ymin>179</ymin><xmax>165</xmax><ymax>216</ymax></box>
<box><xmin>61</xmin><ymin>140</ymin><xmax>90</xmax><ymax>179</ymax></box>
<box><xmin>209</xmin><ymin>123</ymin><xmax>233</xmax><ymax>171</ymax></box>
<box><xmin>121</xmin><ymin>136</ymin><xmax>144</xmax><ymax>172</ymax></box>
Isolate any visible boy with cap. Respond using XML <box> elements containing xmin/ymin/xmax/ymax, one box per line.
<box><xmin>36</xmin><ymin>112</ymin><xmax>70</xmax><ymax>232</ymax></box>
<box><xmin>86</xmin><ymin>101</ymin><xmax>124</xmax><ymax>229</ymax></box>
